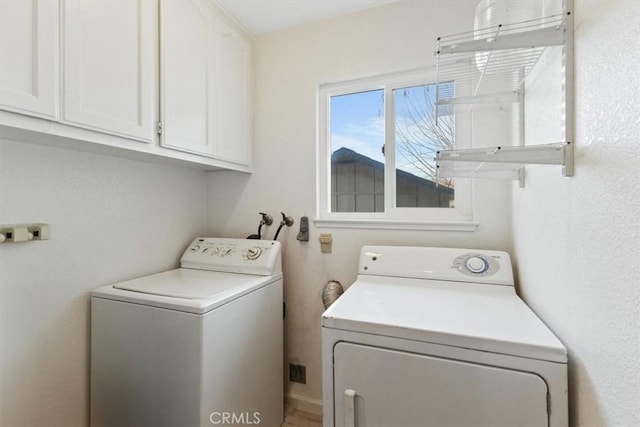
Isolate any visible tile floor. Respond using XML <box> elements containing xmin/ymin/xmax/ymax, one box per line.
<box><xmin>281</xmin><ymin>406</ymin><xmax>323</xmax><ymax>427</ymax></box>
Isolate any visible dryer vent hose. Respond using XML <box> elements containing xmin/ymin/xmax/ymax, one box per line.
<box><xmin>322</xmin><ymin>280</ymin><xmax>344</xmax><ymax>309</ymax></box>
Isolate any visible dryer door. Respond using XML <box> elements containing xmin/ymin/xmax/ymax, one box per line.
<box><xmin>333</xmin><ymin>343</ymin><xmax>549</xmax><ymax>427</ymax></box>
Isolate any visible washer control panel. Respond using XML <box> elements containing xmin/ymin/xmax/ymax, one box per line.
<box><xmin>181</xmin><ymin>238</ymin><xmax>281</xmax><ymax>276</ymax></box>
<box><xmin>453</xmin><ymin>253</ymin><xmax>500</xmax><ymax>277</ymax></box>
<box><xmin>188</xmin><ymin>241</ymin><xmax>270</xmax><ymax>261</ymax></box>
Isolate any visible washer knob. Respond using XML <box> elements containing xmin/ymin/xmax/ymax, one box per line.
<box><xmin>465</xmin><ymin>256</ymin><xmax>488</xmax><ymax>273</ymax></box>
<box><xmin>247</xmin><ymin>247</ymin><xmax>262</xmax><ymax>260</ymax></box>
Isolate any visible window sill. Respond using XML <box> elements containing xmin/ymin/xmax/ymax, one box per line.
<box><xmin>313</xmin><ymin>218</ymin><xmax>479</xmax><ymax>232</ymax></box>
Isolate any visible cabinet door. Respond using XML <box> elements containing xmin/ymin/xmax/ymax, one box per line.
<box><xmin>160</xmin><ymin>0</ymin><xmax>216</xmax><ymax>157</ymax></box>
<box><xmin>334</xmin><ymin>343</ymin><xmax>549</xmax><ymax>427</ymax></box>
<box><xmin>214</xmin><ymin>17</ymin><xmax>251</xmax><ymax>166</ymax></box>
<box><xmin>62</xmin><ymin>0</ymin><xmax>155</xmax><ymax>142</ymax></box>
<box><xmin>0</xmin><ymin>0</ymin><xmax>58</xmax><ymax>119</ymax></box>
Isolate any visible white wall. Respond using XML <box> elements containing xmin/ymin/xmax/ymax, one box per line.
<box><xmin>207</xmin><ymin>1</ymin><xmax>513</xmax><ymax>409</ymax></box>
<box><xmin>513</xmin><ymin>1</ymin><xmax>640</xmax><ymax>426</ymax></box>
<box><xmin>0</xmin><ymin>139</ymin><xmax>207</xmax><ymax>426</ymax></box>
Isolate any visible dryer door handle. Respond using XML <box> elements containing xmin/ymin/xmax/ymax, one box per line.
<box><xmin>344</xmin><ymin>389</ymin><xmax>357</xmax><ymax>427</ymax></box>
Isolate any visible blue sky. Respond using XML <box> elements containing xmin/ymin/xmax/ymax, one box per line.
<box><xmin>330</xmin><ymin>89</ymin><xmax>385</xmax><ymax>163</ymax></box>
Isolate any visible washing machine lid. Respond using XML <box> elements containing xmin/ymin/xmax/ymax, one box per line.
<box><xmin>92</xmin><ymin>268</ymin><xmax>281</xmax><ymax>314</ymax></box>
<box><xmin>322</xmin><ymin>275</ymin><xmax>567</xmax><ymax>363</ymax></box>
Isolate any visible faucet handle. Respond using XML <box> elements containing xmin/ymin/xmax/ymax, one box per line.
<box><xmin>281</xmin><ymin>212</ymin><xmax>294</xmax><ymax>227</ymax></box>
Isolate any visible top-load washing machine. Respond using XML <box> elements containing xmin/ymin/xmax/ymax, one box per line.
<box><xmin>322</xmin><ymin>245</ymin><xmax>568</xmax><ymax>427</ymax></box>
<box><xmin>91</xmin><ymin>237</ymin><xmax>283</xmax><ymax>427</ymax></box>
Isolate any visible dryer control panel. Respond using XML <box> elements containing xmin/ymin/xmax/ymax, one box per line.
<box><xmin>181</xmin><ymin>238</ymin><xmax>282</xmax><ymax>276</ymax></box>
<box><xmin>359</xmin><ymin>246</ymin><xmax>513</xmax><ymax>286</ymax></box>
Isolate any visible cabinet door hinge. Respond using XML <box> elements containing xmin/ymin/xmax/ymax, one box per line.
<box><xmin>156</xmin><ymin>121</ymin><xmax>163</xmax><ymax>135</ymax></box>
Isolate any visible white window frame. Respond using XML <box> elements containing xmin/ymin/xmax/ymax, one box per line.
<box><xmin>315</xmin><ymin>68</ymin><xmax>477</xmax><ymax>231</ymax></box>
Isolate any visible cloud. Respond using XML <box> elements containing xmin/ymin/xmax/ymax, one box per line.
<box><xmin>331</xmin><ymin>116</ymin><xmax>385</xmax><ymax>162</ymax></box>
<box><xmin>345</xmin><ymin>116</ymin><xmax>384</xmax><ymax>138</ymax></box>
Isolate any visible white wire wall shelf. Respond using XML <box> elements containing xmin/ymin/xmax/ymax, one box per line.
<box><xmin>433</xmin><ymin>3</ymin><xmax>575</xmax><ymax>184</ymax></box>
<box><xmin>435</xmin><ymin>142</ymin><xmax>571</xmax><ymax>182</ymax></box>
<box><xmin>435</xmin><ymin>13</ymin><xmax>568</xmax><ymax>107</ymax></box>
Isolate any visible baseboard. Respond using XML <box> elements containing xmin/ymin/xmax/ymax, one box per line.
<box><xmin>285</xmin><ymin>393</ymin><xmax>323</xmax><ymax>416</ymax></box>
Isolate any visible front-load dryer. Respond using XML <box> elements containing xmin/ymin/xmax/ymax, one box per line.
<box><xmin>91</xmin><ymin>238</ymin><xmax>283</xmax><ymax>427</ymax></box>
<box><xmin>322</xmin><ymin>245</ymin><xmax>568</xmax><ymax>427</ymax></box>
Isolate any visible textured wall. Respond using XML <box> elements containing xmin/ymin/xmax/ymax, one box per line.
<box><xmin>207</xmin><ymin>1</ymin><xmax>513</xmax><ymax>409</ymax></box>
<box><xmin>0</xmin><ymin>139</ymin><xmax>207</xmax><ymax>426</ymax></box>
<box><xmin>512</xmin><ymin>1</ymin><xmax>640</xmax><ymax>426</ymax></box>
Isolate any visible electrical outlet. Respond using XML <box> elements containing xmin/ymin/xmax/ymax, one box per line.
<box><xmin>289</xmin><ymin>363</ymin><xmax>306</xmax><ymax>384</ymax></box>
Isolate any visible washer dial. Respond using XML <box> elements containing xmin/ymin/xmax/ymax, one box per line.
<box><xmin>247</xmin><ymin>247</ymin><xmax>263</xmax><ymax>260</ymax></box>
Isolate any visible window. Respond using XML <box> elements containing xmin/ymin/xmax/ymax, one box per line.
<box><xmin>317</xmin><ymin>70</ymin><xmax>475</xmax><ymax>230</ymax></box>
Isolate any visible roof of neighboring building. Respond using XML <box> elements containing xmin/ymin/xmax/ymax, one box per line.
<box><xmin>331</xmin><ymin>147</ymin><xmax>453</xmax><ymax>194</ymax></box>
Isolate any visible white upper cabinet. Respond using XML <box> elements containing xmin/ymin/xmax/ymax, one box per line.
<box><xmin>214</xmin><ymin>17</ymin><xmax>251</xmax><ymax>165</ymax></box>
<box><xmin>0</xmin><ymin>0</ymin><xmax>58</xmax><ymax>119</ymax></box>
<box><xmin>62</xmin><ymin>0</ymin><xmax>155</xmax><ymax>142</ymax></box>
<box><xmin>0</xmin><ymin>0</ymin><xmax>252</xmax><ymax>171</ymax></box>
<box><xmin>160</xmin><ymin>0</ymin><xmax>216</xmax><ymax>156</ymax></box>
<box><xmin>160</xmin><ymin>0</ymin><xmax>252</xmax><ymax>166</ymax></box>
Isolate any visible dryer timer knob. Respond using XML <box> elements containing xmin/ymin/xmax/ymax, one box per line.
<box><xmin>465</xmin><ymin>256</ymin><xmax>488</xmax><ymax>273</ymax></box>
